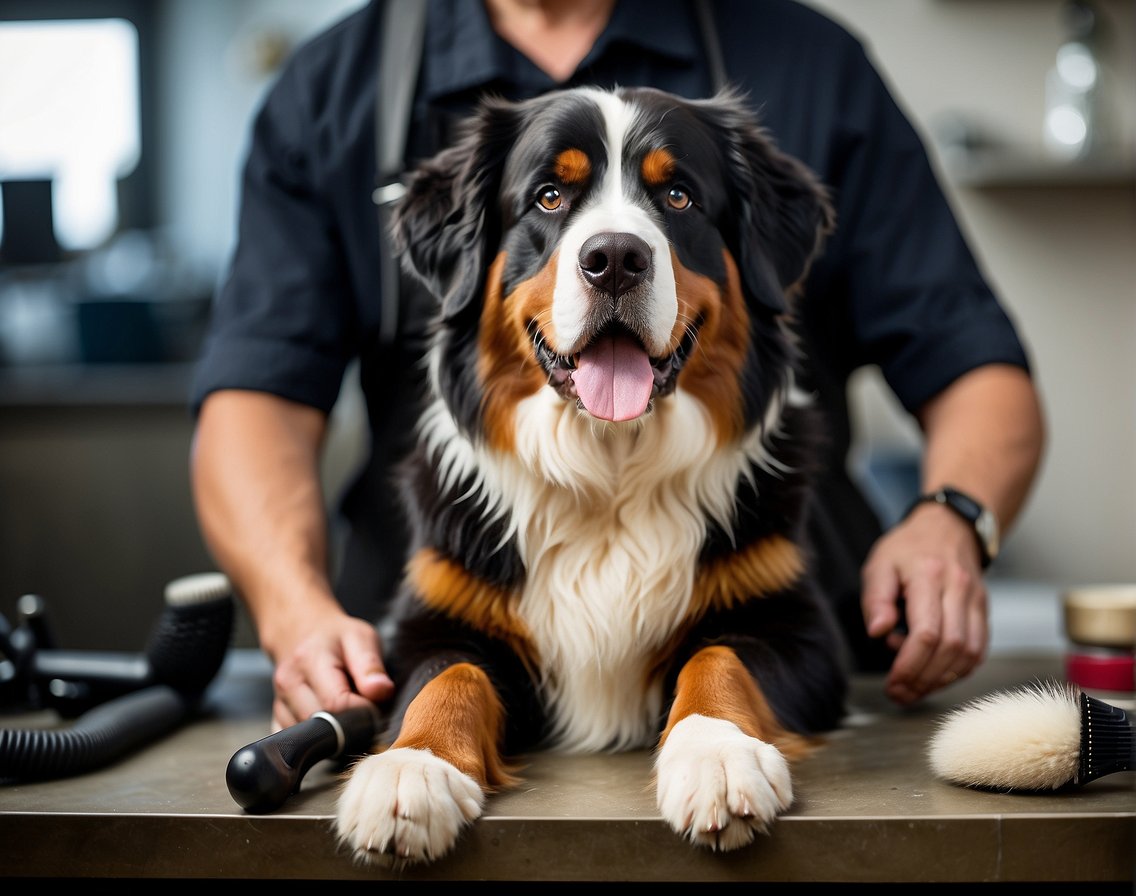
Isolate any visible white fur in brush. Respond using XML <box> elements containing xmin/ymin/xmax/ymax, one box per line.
<box><xmin>927</xmin><ymin>680</ymin><xmax>1082</xmax><ymax>791</ymax></box>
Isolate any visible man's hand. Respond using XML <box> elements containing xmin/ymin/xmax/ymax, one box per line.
<box><xmin>862</xmin><ymin>364</ymin><xmax>1046</xmax><ymax>706</ymax></box>
<box><xmin>861</xmin><ymin>501</ymin><xmax>988</xmax><ymax>705</ymax></box>
<box><xmin>190</xmin><ymin>390</ymin><xmax>396</xmax><ymax>731</ymax></box>
<box><xmin>263</xmin><ymin>601</ymin><xmax>394</xmax><ymax>731</ymax></box>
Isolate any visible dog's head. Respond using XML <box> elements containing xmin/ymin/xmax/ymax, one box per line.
<box><xmin>393</xmin><ymin>86</ymin><xmax>833</xmax><ymax>449</ymax></box>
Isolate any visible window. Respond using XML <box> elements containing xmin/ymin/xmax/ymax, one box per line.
<box><xmin>0</xmin><ymin>17</ymin><xmax>141</xmax><ymax>252</ymax></box>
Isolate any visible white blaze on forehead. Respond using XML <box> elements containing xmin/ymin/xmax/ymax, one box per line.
<box><xmin>550</xmin><ymin>90</ymin><xmax>678</xmax><ymax>356</ymax></box>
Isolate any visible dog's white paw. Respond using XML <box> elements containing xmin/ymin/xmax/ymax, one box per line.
<box><xmin>655</xmin><ymin>714</ymin><xmax>793</xmax><ymax>851</ymax></box>
<box><xmin>334</xmin><ymin>747</ymin><xmax>485</xmax><ymax>866</ymax></box>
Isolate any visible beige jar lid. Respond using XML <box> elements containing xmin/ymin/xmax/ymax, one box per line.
<box><xmin>1063</xmin><ymin>585</ymin><xmax>1136</xmax><ymax>648</ymax></box>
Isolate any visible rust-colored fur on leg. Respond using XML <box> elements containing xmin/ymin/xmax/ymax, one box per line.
<box><xmin>335</xmin><ymin>662</ymin><xmax>517</xmax><ymax>865</ymax></box>
<box><xmin>391</xmin><ymin>662</ymin><xmax>518</xmax><ymax>789</ymax></box>
<box><xmin>660</xmin><ymin>644</ymin><xmax>816</xmax><ymax>761</ymax></box>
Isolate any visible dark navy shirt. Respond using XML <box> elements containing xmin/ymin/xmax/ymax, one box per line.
<box><xmin>191</xmin><ymin>0</ymin><xmax>1031</xmax><ymax>664</ymax></box>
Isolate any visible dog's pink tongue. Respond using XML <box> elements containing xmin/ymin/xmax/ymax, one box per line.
<box><xmin>573</xmin><ymin>332</ymin><xmax>654</xmax><ymax>422</ymax></box>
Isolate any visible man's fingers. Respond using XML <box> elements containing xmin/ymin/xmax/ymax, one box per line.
<box><xmin>273</xmin><ymin>680</ymin><xmax>321</xmax><ymax>732</ymax></box>
<box><xmin>861</xmin><ymin>560</ymin><xmax>901</xmax><ymax>639</ymax></box>
<box><xmin>342</xmin><ymin>626</ymin><xmax>395</xmax><ymax>703</ymax></box>
<box><xmin>267</xmin><ymin>617</ymin><xmax>394</xmax><ymax>733</ymax></box>
<box><xmin>306</xmin><ymin>652</ymin><xmax>369</xmax><ymax>714</ymax></box>
<box><xmin>910</xmin><ymin>572</ymin><xmax>968</xmax><ymax>695</ymax></box>
<box><xmin>272</xmin><ymin>658</ymin><xmax>321</xmax><ymax>728</ymax></box>
<box><xmin>933</xmin><ymin>578</ymin><xmax>988</xmax><ymax>690</ymax></box>
<box><xmin>967</xmin><ymin>596</ymin><xmax>988</xmax><ymax>667</ymax></box>
<box><xmin>887</xmin><ymin>560</ymin><xmax>989</xmax><ymax>703</ymax></box>
<box><xmin>885</xmin><ymin>566</ymin><xmax>945</xmax><ymax>703</ymax></box>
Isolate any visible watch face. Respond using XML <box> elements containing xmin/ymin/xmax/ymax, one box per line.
<box><xmin>975</xmin><ymin>508</ymin><xmax>1000</xmax><ymax>560</ymax></box>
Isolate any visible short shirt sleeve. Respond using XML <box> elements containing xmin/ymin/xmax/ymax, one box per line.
<box><xmin>798</xmin><ymin>37</ymin><xmax>1032</xmax><ymax>415</ymax></box>
<box><xmin>189</xmin><ymin>59</ymin><xmax>356</xmax><ymax>416</ymax></box>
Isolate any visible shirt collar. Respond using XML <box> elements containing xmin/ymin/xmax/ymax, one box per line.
<box><xmin>585</xmin><ymin>0</ymin><xmax>701</xmax><ymax>69</ymax></box>
<box><xmin>421</xmin><ymin>0</ymin><xmax>701</xmax><ymax>100</ymax></box>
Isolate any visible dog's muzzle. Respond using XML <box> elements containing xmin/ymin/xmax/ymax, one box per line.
<box><xmin>531</xmin><ymin>230</ymin><xmax>700</xmax><ymax>423</ymax></box>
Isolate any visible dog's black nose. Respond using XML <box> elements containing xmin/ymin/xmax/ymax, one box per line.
<box><xmin>578</xmin><ymin>232</ymin><xmax>652</xmax><ymax>297</ymax></box>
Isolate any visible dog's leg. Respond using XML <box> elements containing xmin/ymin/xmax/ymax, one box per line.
<box><xmin>654</xmin><ymin>644</ymin><xmax>814</xmax><ymax>851</ymax></box>
<box><xmin>335</xmin><ymin>660</ymin><xmax>512</xmax><ymax>866</ymax></box>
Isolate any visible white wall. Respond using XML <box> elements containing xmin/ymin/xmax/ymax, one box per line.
<box><xmin>155</xmin><ymin>0</ymin><xmax>365</xmax><ymax>275</ymax></box>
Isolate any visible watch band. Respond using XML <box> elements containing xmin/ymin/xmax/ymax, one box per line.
<box><xmin>902</xmin><ymin>486</ymin><xmax>999</xmax><ymax>568</ymax></box>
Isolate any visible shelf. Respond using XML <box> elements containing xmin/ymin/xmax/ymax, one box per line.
<box><xmin>941</xmin><ymin>146</ymin><xmax>1136</xmax><ymax>189</ymax></box>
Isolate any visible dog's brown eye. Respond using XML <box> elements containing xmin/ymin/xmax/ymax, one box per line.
<box><xmin>537</xmin><ymin>186</ymin><xmax>562</xmax><ymax>211</ymax></box>
<box><xmin>666</xmin><ymin>186</ymin><xmax>692</xmax><ymax>210</ymax></box>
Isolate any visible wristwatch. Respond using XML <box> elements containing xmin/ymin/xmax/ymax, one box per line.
<box><xmin>903</xmin><ymin>486</ymin><xmax>1000</xmax><ymax>568</ymax></box>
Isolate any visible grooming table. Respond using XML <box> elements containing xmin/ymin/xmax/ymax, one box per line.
<box><xmin>1</xmin><ymin>650</ymin><xmax>1132</xmax><ymax>883</ymax></box>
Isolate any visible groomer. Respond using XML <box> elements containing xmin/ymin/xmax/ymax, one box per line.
<box><xmin>189</xmin><ymin>0</ymin><xmax>1046</xmax><ymax>731</ymax></box>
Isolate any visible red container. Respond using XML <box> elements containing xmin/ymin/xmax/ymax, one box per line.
<box><xmin>1065</xmin><ymin>649</ymin><xmax>1136</xmax><ymax>693</ymax></box>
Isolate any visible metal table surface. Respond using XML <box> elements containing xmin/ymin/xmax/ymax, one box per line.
<box><xmin>1</xmin><ymin>649</ymin><xmax>1133</xmax><ymax>883</ymax></box>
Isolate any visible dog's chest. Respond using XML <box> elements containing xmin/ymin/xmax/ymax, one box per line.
<box><xmin>502</xmin><ymin>392</ymin><xmax>739</xmax><ymax>752</ymax></box>
<box><xmin>517</xmin><ymin>471</ymin><xmax>703</xmax><ymax>751</ymax></box>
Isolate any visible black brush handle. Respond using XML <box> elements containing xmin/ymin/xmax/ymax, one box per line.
<box><xmin>225</xmin><ymin>705</ymin><xmax>378</xmax><ymax>813</ymax></box>
<box><xmin>1078</xmin><ymin>693</ymin><xmax>1135</xmax><ymax>784</ymax></box>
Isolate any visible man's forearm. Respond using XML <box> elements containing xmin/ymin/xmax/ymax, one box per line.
<box><xmin>190</xmin><ymin>390</ymin><xmax>341</xmax><ymax>653</ymax></box>
<box><xmin>916</xmin><ymin>364</ymin><xmax>1046</xmax><ymax>535</ymax></box>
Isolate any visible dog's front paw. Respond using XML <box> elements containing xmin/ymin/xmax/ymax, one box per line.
<box><xmin>655</xmin><ymin>714</ymin><xmax>792</xmax><ymax>852</ymax></box>
<box><xmin>335</xmin><ymin>747</ymin><xmax>485</xmax><ymax>866</ymax></box>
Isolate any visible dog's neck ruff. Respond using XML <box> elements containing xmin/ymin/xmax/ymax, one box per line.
<box><xmin>417</xmin><ymin>382</ymin><xmax>794</xmax><ymax>752</ymax></box>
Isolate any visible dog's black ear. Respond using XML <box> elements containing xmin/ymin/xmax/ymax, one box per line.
<box><xmin>391</xmin><ymin>98</ymin><xmax>520</xmax><ymax>322</ymax></box>
<box><xmin>693</xmin><ymin>90</ymin><xmax>835</xmax><ymax>315</ymax></box>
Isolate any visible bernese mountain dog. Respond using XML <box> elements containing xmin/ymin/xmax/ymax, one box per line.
<box><xmin>334</xmin><ymin>85</ymin><xmax>849</xmax><ymax>865</ymax></box>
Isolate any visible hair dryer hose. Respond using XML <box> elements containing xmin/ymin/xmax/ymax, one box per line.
<box><xmin>1</xmin><ymin>572</ymin><xmax>236</xmax><ymax>780</ymax></box>
<box><xmin>0</xmin><ymin>685</ymin><xmax>190</xmax><ymax>780</ymax></box>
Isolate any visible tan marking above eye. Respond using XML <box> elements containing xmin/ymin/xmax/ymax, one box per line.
<box><xmin>537</xmin><ymin>186</ymin><xmax>562</xmax><ymax>211</ymax></box>
<box><xmin>641</xmin><ymin>147</ymin><xmax>676</xmax><ymax>186</ymax></box>
<box><xmin>666</xmin><ymin>186</ymin><xmax>692</xmax><ymax>210</ymax></box>
<box><xmin>554</xmin><ymin>148</ymin><xmax>591</xmax><ymax>184</ymax></box>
